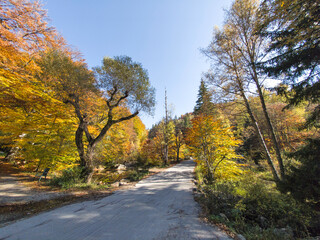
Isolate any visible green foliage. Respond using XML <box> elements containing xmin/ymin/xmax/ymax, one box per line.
<box><xmin>259</xmin><ymin>0</ymin><xmax>320</xmax><ymax>128</ymax></box>
<box><xmin>94</xmin><ymin>56</ymin><xmax>155</xmax><ymax>115</ymax></box>
<box><xmin>194</xmin><ymin>79</ymin><xmax>215</xmax><ymax>116</ymax></box>
<box><xmin>49</xmin><ymin>167</ymin><xmax>83</xmax><ymax>189</ymax></box>
<box><xmin>199</xmin><ymin>171</ymin><xmax>317</xmax><ymax>239</ymax></box>
<box><xmin>38</xmin><ymin>49</ymin><xmax>96</xmax><ymax>97</ymax></box>
<box><xmin>284</xmin><ymin>138</ymin><xmax>320</xmax><ymax>203</ymax></box>
<box><xmin>126</xmin><ymin>169</ymin><xmax>149</xmax><ymax>182</ymax></box>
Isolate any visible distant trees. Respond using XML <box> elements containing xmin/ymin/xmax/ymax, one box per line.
<box><xmin>173</xmin><ymin>119</ymin><xmax>184</xmax><ymax>162</ymax></box>
<box><xmin>143</xmin><ymin>113</ymin><xmax>191</xmax><ymax>166</ymax></box>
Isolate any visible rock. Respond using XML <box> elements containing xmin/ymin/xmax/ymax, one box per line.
<box><xmin>219</xmin><ymin>213</ymin><xmax>229</xmax><ymax>222</ymax></box>
<box><xmin>237</xmin><ymin>234</ymin><xmax>246</xmax><ymax>240</ymax></box>
<box><xmin>258</xmin><ymin>216</ymin><xmax>269</xmax><ymax>228</ymax></box>
<box><xmin>117</xmin><ymin>164</ymin><xmax>127</xmax><ymax>172</ymax></box>
<box><xmin>273</xmin><ymin>227</ymin><xmax>294</xmax><ymax>239</ymax></box>
<box><xmin>96</xmin><ymin>165</ymin><xmax>106</xmax><ymax>173</ymax></box>
<box><xmin>193</xmin><ymin>192</ymin><xmax>202</xmax><ymax>198</ymax></box>
<box><xmin>111</xmin><ymin>182</ymin><xmax>120</xmax><ymax>188</ymax></box>
<box><xmin>119</xmin><ymin>179</ymin><xmax>129</xmax><ymax>186</ymax></box>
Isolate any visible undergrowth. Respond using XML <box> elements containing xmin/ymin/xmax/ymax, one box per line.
<box><xmin>48</xmin><ymin>167</ymin><xmax>150</xmax><ymax>189</ymax></box>
<box><xmin>126</xmin><ymin>169</ymin><xmax>149</xmax><ymax>181</ymax></box>
<box><xmin>48</xmin><ymin>167</ymin><xmax>84</xmax><ymax>189</ymax></box>
<box><xmin>196</xmin><ymin>170</ymin><xmax>320</xmax><ymax>239</ymax></box>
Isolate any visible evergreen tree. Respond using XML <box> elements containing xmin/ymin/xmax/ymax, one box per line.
<box><xmin>259</xmin><ymin>0</ymin><xmax>320</xmax><ymax>127</ymax></box>
<box><xmin>194</xmin><ymin>79</ymin><xmax>215</xmax><ymax>116</ymax></box>
<box><xmin>284</xmin><ymin>138</ymin><xmax>320</xmax><ymax>203</ymax></box>
<box><xmin>259</xmin><ymin>0</ymin><xmax>320</xmax><ymax>201</ymax></box>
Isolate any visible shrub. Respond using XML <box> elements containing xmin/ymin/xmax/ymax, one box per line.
<box><xmin>200</xmin><ymin>173</ymin><xmax>314</xmax><ymax>239</ymax></box>
<box><xmin>93</xmin><ymin>172</ymin><xmax>124</xmax><ymax>184</ymax></box>
<box><xmin>284</xmin><ymin>138</ymin><xmax>320</xmax><ymax>203</ymax></box>
<box><xmin>126</xmin><ymin>169</ymin><xmax>149</xmax><ymax>182</ymax></box>
<box><xmin>49</xmin><ymin>167</ymin><xmax>83</xmax><ymax>189</ymax></box>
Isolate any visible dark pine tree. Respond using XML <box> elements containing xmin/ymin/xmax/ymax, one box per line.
<box><xmin>259</xmin><ymin>0</ymin><xmax>320</xmax><ymax>202</ymax></box>
<box><xmin>194</xmin><ymin>79</ymin><xmax>215</xmax><ymax>116</ymax></box>
<box><xmin>284</xmin><ymin>138</ymin><xmax>320</xmax><ymax>203</ymax></box>
<box><xmin>259</xmin><ymin>0</ymin><xmax>320</xmax><ymax>127</ymax></box>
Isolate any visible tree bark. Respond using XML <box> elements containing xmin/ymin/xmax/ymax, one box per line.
<box><xmin>163</xmin><ymin>89</ymin><xmax>169</xmax><ymax>165</ymax></box>
<box><xmin>252</xmin><ymin>68</ymin><xmax>285</xmax><ymax>179</ymax></box>
<box><xmin>164</xmin><ymin>144</ymin><xmax>168</xmax><ymax>165</ymax></box>
<box><xmin>4</xmin><ymin>147</ymin><xmax>19</xmax><ymax>162</ymax></box>
<box><xmin>84</xmin><ymin>145</ymin><xmax>95</xmax><ymax>183</ymax></box>
<box><xmin>240</xmin><ymin>24</ymin><xmax>286</xmax><ymax>179</ymax></box>
<box><xmin>238</xmin><ymin>83</ymin><xmax>281</xmax><ymax>183</ymax></box>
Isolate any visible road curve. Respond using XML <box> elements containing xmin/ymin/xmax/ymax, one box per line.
<box><xmin>0</xmin><ymin>160</ymin><xmax>231</xmax><ymax>240</ymax></box>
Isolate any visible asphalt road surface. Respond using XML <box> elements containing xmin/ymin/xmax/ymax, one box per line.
<box><xmin>0</xmin><ymin>160</ymin><xmax>231</xmax><ymax>240</ymax></box>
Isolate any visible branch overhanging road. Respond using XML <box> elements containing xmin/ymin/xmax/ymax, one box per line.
<box><xmin>0</xmin><ymin>160</ymin><xmax>231</xmax><ymax>240</ymax></box>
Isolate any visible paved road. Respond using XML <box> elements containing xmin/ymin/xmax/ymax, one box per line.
<box><xmin>0</xmin><ymin>160</ymin><xmax>231</xmax><ymax>240</ymax></box>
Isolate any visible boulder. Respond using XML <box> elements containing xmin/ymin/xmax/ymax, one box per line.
<box><xmin>237</xmin><ymin>234</ymin><xmax>246</xmax><ymax>240</ymax></box>
<box><xmin>273</xmin><ymin>227</ymin><xmax>294</xmax><ymax>239</ymax></box>
<box><xmin>111</xmin><ymin>182</ymin><xmax>120</xmax><ymax>188</ymax></box>
<box><xmin>117</xmin><ymin>164</ymin><xmax>127</xmax><ymax>172</ymax></box>
<box><xmin>258</xmin><ymin>216</ymin><xmax>269</xmax><ymax>228</ymax></box>
<box><xmin>219</xmin><ymin>213</ymin><xmax>229</xmax><ymax>222</ymax></box>
<box><xmin>119</xmin><ymin>179</ymin><xmax>129</xmax><ymax>186</ymax></box>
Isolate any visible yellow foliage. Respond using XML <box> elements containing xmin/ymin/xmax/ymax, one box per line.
<box><xmin>186</xmin><ymin>114</ymin><xmax>244</xmax><ymax>181</ymax></box>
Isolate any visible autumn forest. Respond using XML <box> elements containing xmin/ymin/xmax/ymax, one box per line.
<box><xmin>1</xmin><ymin>0</ymin><xmax>319</xmax><ymax>239</ymax></box>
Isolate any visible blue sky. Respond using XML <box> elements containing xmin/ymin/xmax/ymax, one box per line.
<box><xmin>43</xmin><ymin>0</ymin><xmax>233</xmax><ymax>128</ymax></box>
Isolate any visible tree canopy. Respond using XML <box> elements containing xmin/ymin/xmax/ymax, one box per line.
<box><xmin>259</xmin><ymin>0</ymin><xmax>320</xmax><ymax>127</ymax></box>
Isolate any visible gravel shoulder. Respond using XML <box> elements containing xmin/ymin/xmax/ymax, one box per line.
<box><xmin>0</xmin><ymin>175</ymin><xmax>69</xmax><ymax>205</ymax></box>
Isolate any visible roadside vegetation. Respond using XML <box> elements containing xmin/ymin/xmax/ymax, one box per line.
<box><xmin>188</xmin><ymin>0</ymin><xmax>320</xmax><ymax>239</ymax></box>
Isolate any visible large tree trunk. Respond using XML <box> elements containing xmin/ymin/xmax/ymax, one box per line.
<box><xmin>75</xmin><ymin>124</ymin><xmax>85</xmax><ymax>167</ymax></box>
<box><xmin>164</xmin><ymin>144</ymin><xmax>168</xmax><ymax>165</ymax></box>
<box><xmin>239</xmin><ymin>87</ymin><xmax>281</xmax><ymax>183</ymax></box>
<box><xmin>84</xmin><ymin>145</ymin><xmax>95</xmax><ymax>183</ymax></box>
<box><xmin>252</xmin><ymin>71</ymin><xmax>285</xmax><ymax>179</ymax></box>
<box><xmin>4</xmin><ymin>147</ymin><xmax>19</xmax><ymax>162</ymax></box>
<box><xmin>243</xmin><ymin>31</ymin><xmax>285</xmax><ymax>179</ymax></box>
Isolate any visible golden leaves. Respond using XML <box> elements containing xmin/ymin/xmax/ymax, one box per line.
<box><xmin>186</xmin><ymin>114</ymin><xmax>243</xmax><ymax>181</ymax></box>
